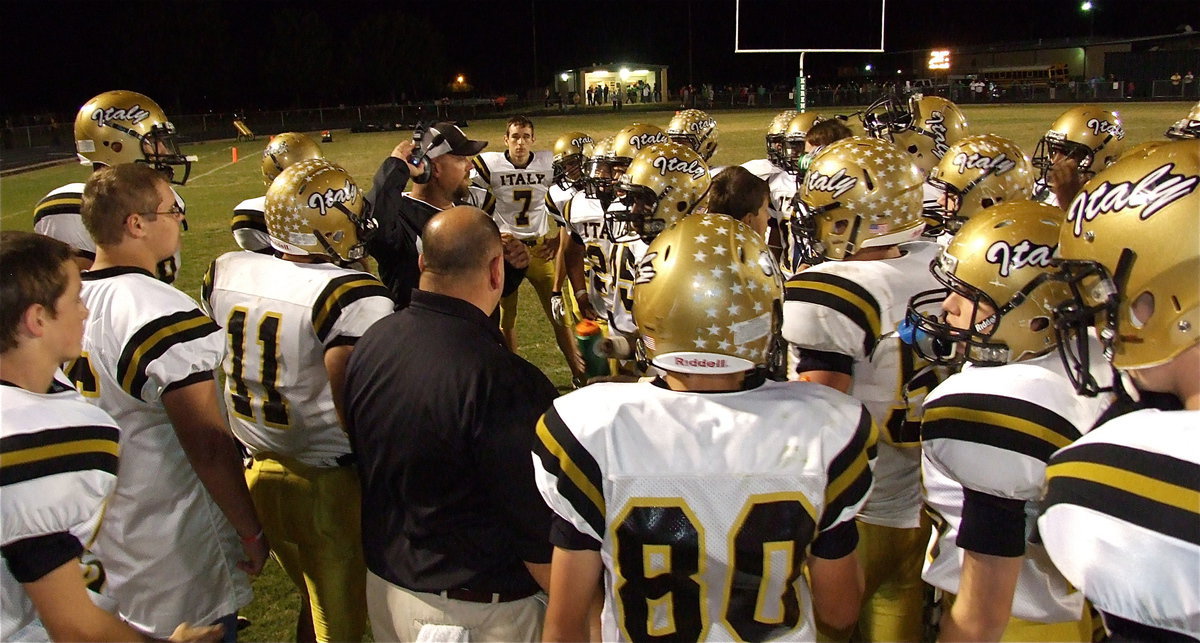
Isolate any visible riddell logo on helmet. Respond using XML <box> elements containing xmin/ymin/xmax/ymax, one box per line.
<box><xmin>307</xmin><ymin>180</ymin><xmax>359</xmax><ymax>216</ymax></box>
<box><xmin>630</xmin><ymin>132</ymin><xmax>667</xmax><ymax>149</ymax></box>
<box><xmin>1066</xmin><ymin>163</ymin><xmax>1198</xmax><ymax>237</ymax></box>
<box><xmin>674</xmin><ymin>356</ymin><xmax>728</xmax><ymax>368</ymax></box>
<box><xmin>91</xmin><ymin>105</ymin><xmax>151</xmax><ymax>128</ymax></box>
<box><xmin>652</xmin><ymin>155</ymin><xmax>707</xmax><ymax>180</ymax></box>
<box><xmin>951</xmin><ymin>152</ymin><xmax>1016</xmax><ymax>176</ymax></box>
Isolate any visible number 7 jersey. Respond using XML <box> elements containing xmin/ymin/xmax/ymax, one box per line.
<box><xmin>532</xmin><ymin>378</ymin><xmax>877</xmax><ymax>642</ymax></box>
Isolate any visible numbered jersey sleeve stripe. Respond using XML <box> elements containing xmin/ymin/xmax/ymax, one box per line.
<box><xmin>230</xmin><ymin>208</ymin><xmax>267</xmax><ymax>232</ymax></box>
<box><xmin>822</xmin><ymin>406</ymin><xmax>878</xmax><ymax>531</ymax></box>
<box><xmin>1045</xmin><ymin>446</ymin><xmax>1200</xmax><ymax>546</ymax></box>
<box><xmin>472</xmin><ymin>156</ymin><xmax>492</xmax><ymax>184</ymax></box>
<box><xmin>33</xmin><ymin>194</ymin><xmax>83</xmax><ymax>224</ymax></box>
<box><xmin>533</xmin><ymin>406</ymin><xmax>605</xmax><ymax>537</ymax></box>
<box><xmin>480</xmin><ymin>192</ymin><xmax>497</xmax><ymax>215</ymax></box>
<box><xmin>311</xmin><ymin>274</ymin><xmax>392</xmax><ymax>344</ymax></box>
<box><xmin>785</xmin><ymin>273</ymin><xmax>882</xmax><ymax>355</ymax></box>
<box><xmin>117</xmin><ymin>309</ymin><xmax>221</xmax><ymax>401</ymax></box>
<box><xmin>0</xmin><ymin>425</ymin><xmax>120</xmax><ymax>486</ymax></box>
<box><xmin>922</xmin><ymin>393</ymin><xmax>1080</xmax><ymax>462</ymax></box>
<box><xmin>201</xmin><ymin>260</ymin><xmax>216</xmax><ymax>313</ymax></box>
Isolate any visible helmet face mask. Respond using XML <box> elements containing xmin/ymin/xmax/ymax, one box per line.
<box><xmin>766</xmin><ymin>110</ymin><xmax>797</xmax><ymax>168</ymax></box>
<box><xmin>1031</xmin><ymin>106</ymin><xmax>1126</xmax><ymax>184</ymax></box>
<box><xmin>74</xmin><ymin>90</ymin><xmax>192</xmax><ymax>185</ymax></box>
<box><xmin>1165</xmin><ymin>101</ymin><xmax>1200</xmax><ymax>140</ymax></box>
<box><xmin>782</xmin><ymin>112</ymin><xmax>826</xmax><ymax>176</ymax></box>
<box><xmin>864</xmin><ymin>94</ymin><xmax>968</xmax><ymax>173</ymax></box>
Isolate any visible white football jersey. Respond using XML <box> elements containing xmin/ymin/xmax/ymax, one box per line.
<box><xmin>548</xmin><ymin>184</ymin><xmax>579</xmax><ymax>216</ymax></box>
<box><xmin>1031</xmin><ymin>178</ymin><xmax>1059</xmax><ymax>207</ymax></box>
<box><xmin>740</xmin><ymin>158</ymin><xmax>799</xmax><ymax>223</ymax></box>
<box><xmin>1038</xmin><ymin>409</ymin><xmax>1200</xmax><ymax>639</ymax></box>
<box><xmin>533</xmin><ymin>379</ymin><xmax>877</xmax><ymax>642</ymax></box>
<box><xmin>202</xmin><ymin>252</ymin><xmax>393</xmax><ymax>466</ymax></box>
<box><xmin>1</xmin><ymin>374</ymin><xmax>120</xmax><ymax>640</ymax></box>
<box><xmin>76</xmin><ymin>267</ymin><xmax>250</xmax><ymax>637</ymax></box>
<box><xmin>34</xmin><ymin>182</ymin><xmax>185</xmax><ymax>282</ymax></box>
<box><xmin>606</xmin><ymin>238</ymin><xmax>649</xmax><ymax>336</ymax></box>
<box><xmin>231</xmin><ymin>195</ymin><xmax>270</xmax><ymax>252</ymax></box>
<box><xmin>921</xmin><ymin>344</ymin><xmax>1114</xmax><ymax>623</ymax></box>
<box><xmin>472</xmin><ymin>151</ymin><xmax>555</xmax><ymax>239</ymax></box>
<box><xmin>564</xmin><ymin>192</ymin><xmax>614</xmax><ymax>324</ymax></box>
<box><xmin>782</xmin><ymin>241</ymin><xmax>944</xmax><ymax>528</ymax></box>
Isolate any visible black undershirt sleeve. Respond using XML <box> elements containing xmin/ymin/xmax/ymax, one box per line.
<box><xmin>810</xmin><ymin>518</ymin><xmax>859</xmax><ymax>560</ymax></box>
<box><xmin>2</xmin><ymin>531</ymin><xmax>83</xmax><ymax>583</ymax></box>
<box><xmin>549</xmin><ymin>515</ymin><xmax>602</xmax><ymax>551</ymax></box>
<box><xmin>957</xmin><ymin>488</ymin><xmax>1027</xmax><ymax>557</ymax></box>
<box><xmin>797</xmin><ymin>348</ymin><xmax>855</xmax><ymax>376</ymax></box>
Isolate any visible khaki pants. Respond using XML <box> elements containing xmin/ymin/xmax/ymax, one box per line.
<box><xmin>365</xmin><ymin>572</ymin><xmax>546</xmax><ymax>643</ymax></box>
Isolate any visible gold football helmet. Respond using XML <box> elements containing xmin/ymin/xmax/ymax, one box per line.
<box><xmin>612</xmin><ymin>141</ymin><xmax>712</xmax><ymax>242</ymax></box>
<box><xmin>906</xmin><ymin>201</ymin><xmax>1069</xmax><ymax>366</ymax></box>
<box><xmin>583</xmin><ymin>135</ymin><xmax>618</xmax><ymax>199</ymax></box>
<box><xmin>634</xmin><ymin>212</ymin><xmax>784</xmax><ymax>374</ymax></box>
<box><xmin>666</xmin><ymin>109</ymin><xmax>719</xmax><ymax>161</ymax></box>
<box><xmin>264</xmin><ymin>159</ymin><xmax>373</xmax><ymax>265</ymax></box>
<box><xmin>782</xmin><ymin>112</ymin><xmax>827</xmax><ymax>176</ymax></box>
<box><xmin>793</xmin><ymin>137</ymin><xmax>926</xmax><ymax>262</ymax></box>
<box><xmin>927</xmin><ymin>134</ymin><xmax>1035</xmax><ymax>231</ymax></box>
<box><xmin>74</xmin><ymin>90</ymin><xmax>192</xmax><ymax>184</ymax></box>
<box><xmin>765</xmin><ymin>109</ymin><xmax>797</xmax><ymax>168</ymax></box>
<box><xmin>1165</xmin><ymin>100</ymin><xmax>1200</xmax><ymax>140</ymax></box>
<box><xmin>552</xmin><ymin>131</ymin><xmax>594</xmax><ymax>190</ymax></box>
<box><xmin>1053</xmin><ymin>139</ymin><xmax>1199</xmax><ymax>393</ymax></box>
<box><xmin>863</xmin><ymin>93</ymin><xmax>968</xmax><ymax>173</ymax></box>
<box><xmin>261</xmin><ymin>132</ymin><xmax>323</xmax><ymax>186</ymax></box>
<box><xmin>1032</xmin><ymin>106</ymin><xmax>1126</xmax><ymax>182</ymax></box>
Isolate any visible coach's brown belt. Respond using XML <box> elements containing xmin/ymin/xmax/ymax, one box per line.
<box><xmin>438</xmin><ymin>587</ymin><xmax>537</xmax><ymax>604</ymax></box>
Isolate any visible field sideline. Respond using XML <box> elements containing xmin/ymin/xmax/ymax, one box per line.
<box><xmin>0</xmin><ymin>101</ymin><xmax>1190</xmax><ymax>641</ymax></box>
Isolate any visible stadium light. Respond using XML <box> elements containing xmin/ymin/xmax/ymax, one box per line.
<box><xmin>619</xmin><ymin>67</ymin><xmax>631</xmax><ymax>80</ymax></box>
<box><xmin>560</xmin><ymin>72</ymin><xmax>569</xmax><ymax>81</ymax></box>
<box><xmin>864</xmin><ymin>64</ymin><xmax>873</xmax><ymax>72</ymax></box>
<box><xmin>1080</xmin><ymin>1</ymin><xmax>1093</xmax><ymax>11</ymax></box>
<box><xmin>456</xmin><ymin>75</ymin><xmax>465</xmax><ymax>84</ymax></box>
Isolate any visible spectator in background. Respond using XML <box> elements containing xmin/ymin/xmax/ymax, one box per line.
<box><xmin>347</xmin><ymin>207</ymin><xmax>557</xmax><ymax>642</ymax></box>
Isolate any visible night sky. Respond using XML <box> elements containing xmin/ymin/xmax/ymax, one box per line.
<box><xmin>1</xmin><ymin>0</ymin><xmax>1196</xmax><ymax>115</ymax></box>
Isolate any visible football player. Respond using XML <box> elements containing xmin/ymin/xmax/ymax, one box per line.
<box><xmin>548</xmin><ymin>132</ymin><xmax>593</xmax><ymax>330</ymax></box>
<box><xmin>666</xmin><ymin>108</ymin><xmax>719</xmax><ymax>162</ymax></box>
<box><xmin>204</xmin><ymin>159</ymin><xmax>393</xmax><ymax>643</ymax></box>
<box><xmin>34</xmin><ymin>90</ymin><xmax>188</xmax><ymax>282</ymax></box>
<box><xmin>534</xmin><ymin>213</ymin><xmax>876</xmax><ymax>642</ymax></box>
<box><xmin>0</xmin><ymin>231</ymin><xmax>222</xmax><ymax>643</ymax></box>
<box><xmin>73</xmin><ymin>163</ymin><xmax>267</xmax><ymax>639</ymax></box>
<box><xmin>782</xmin><ymin>136</ymin><xmax>943</xmax><ymax>643</ymax></box>
<box><xmin>472</xmin><ymin>116</ymin><xmax>581</xmax><ymax>377</ymax></box>
<box><xmin>779</xmin><ymin>117</ymin><xmax>851</xmax><ymax>276</ymax></box>
<box><xmin>1030</xmin><ymin>105</ymin><xmax>1125</xmax><ymax>208</ymax></box>
<box><xmin>905</xmin><ymin>202</ymin><xmax>1114</xmax><ymax>641</ymax></box>
<box><xmin>740</xmin><ymin>111</ymin><xmax>800</xmax><ymax>260</ymax></box>
<box><xmin>925</xmin><ymin>134</ymin><xmax>1035</xmax><ymax>237</ymax></box>
<box><xmin>1165</xmin><ymin>100</ymin><xmax>1200</xmax><ymax>139</ymax></box>
<box><xmin>605</xmin><ymin>140</ymin><xmax>712</xmax><ymax>352</ymax></box>
<box><xmin>781</xmin><ymin>111</ymin><xmax>829</xmax><ymax>178</ymax></box>
<box><xmin>230</xmin><ymin>132</ymin><xmax>324</xmax><ymax>253</ymax></box>
<box><xmin>707</xmin><ymin>165</ymin><xmax>771</xmax><ymax>238</ymax></box>
<box><xmin>1038</xmin><ymin>139</ymin><xmax>1199</xmax><ymax>641</ymax></box>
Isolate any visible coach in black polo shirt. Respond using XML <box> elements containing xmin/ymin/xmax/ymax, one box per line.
<box><xmin>346</xmin><ymin>205</ymin><xmax>557</xmax><ymax>642</ymax></box>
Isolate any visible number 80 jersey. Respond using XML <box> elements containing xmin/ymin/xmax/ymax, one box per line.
<box><xmin>533</xmin><ymin>379</ymin><xmax>877</xmax><ymax>642</ymax></box>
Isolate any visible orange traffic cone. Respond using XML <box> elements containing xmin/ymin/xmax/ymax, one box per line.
<box><xmin>232</xmin><ymin>147</ymin><xmax>239</xmax><ymax>163</ymax></box>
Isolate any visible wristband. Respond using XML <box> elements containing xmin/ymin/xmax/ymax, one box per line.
<box><xmin>574</xmin><ymin>288</ymin><xmax>589</xmax><ymax>300</ymax></box>
<box><xmin>551</xmin><ymin>291</ymin><xmax>562</xmax><ymax>297</ymax></box>
<box><xmin>240</xmin><ymin>529</ymin><xmax>264</xmax><ymax>545</ymax></box>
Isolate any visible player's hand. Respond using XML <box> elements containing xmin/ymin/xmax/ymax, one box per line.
<box><xmin>167</xmin><ymin>622</ymin><xmax>225</xmax><ymax>642</ymax></box>
<box><xmin>1048</xmin><ymin>157</ymin><xmax>1085</xmax><ymax>208</ymax></box>
<box><xmin>237</xmin><ymin>531</ymin><xmax>269</xmax><ymax>577</ymax></box>
<box><xmin>501</xmin><ymin>234</ymin><xmax>531</xmax><ymax>270</ymax></box>
<box><xmin>534</xmin><ymin>236</ymin><xmax>559</xmax><ymax>262</ymax></box>
<box><xmin>550</xmin><ymin>292</ymin><xmax>567</xmax><ymax>326</ymax></box>
<box><xmin>576</xmin><ymin>291</ymin><xmax>598</xmax><ymax>321</ymax></box>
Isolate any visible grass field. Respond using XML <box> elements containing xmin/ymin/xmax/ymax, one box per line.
<box><xmin>0</xmin><ymin>100</ymin><xmax>1190</xmax><ymax>641</ymax></box>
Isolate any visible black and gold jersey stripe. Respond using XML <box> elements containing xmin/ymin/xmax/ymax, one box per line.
<box><xmin>33</xmin><ymin>191</ymin><xmax>83</xmax><ymax>225</ymax></box>
<box><xmin>116</xmin><ymin>309</ymin><xmax>221</xmax><ymax>401</ymax></box>
<box><xmin>1045</xmin><ymin>442</ymin><xmax>1200</xmax><ymax>546</ymax></box>
<box><xmin>472</xmin><ymin>156</ymin><xmax>492</xmax><ymax>184</ymax></box>
<box><xmin>0</xmin><ymin>425</ymin><xmax>119</xmax><ymax>487</ymax></box>
<box><xmin>533</xmin><ymin>405</ymin><xmax>606</xmax><ymax>538</ymax></box>
<box><xmin>231</xmin><ymin>206</ymin><xmax>267</xmax><ymax>232</ymax></box>
<box><xmin>821</xmin><ymin>405</ymin><xmax>878</xmax><ymax>531</ymax></box>
<box><xmin>311</xmin><ymin>273</ymin><xmax>391</xmax><ymax>344</ymax></box>
<box><xmin>922</xmin><ymin>392</ymin><xmax>1081</xmax><ymax>462</ymax></box>
<box><xmin>479</xmin><ymin>191</ymin><xmax>497</xmax><ymax>214</ymax></box>
<box><xmin>201</xmin><ymin>259</ymin><xmax>216</xmax><ymax>310</ymax></box>
<box><xmin>785</xmin><ymin>272</ymin><xmax>882</xmax><ymax>356</ymax></box>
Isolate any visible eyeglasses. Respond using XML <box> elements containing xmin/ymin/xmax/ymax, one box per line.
<box><xmin>139</xmin><ymin>204</ymin><xmax>188</xmax><ymax>231</ymax></box>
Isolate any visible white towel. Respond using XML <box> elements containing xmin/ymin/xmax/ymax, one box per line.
<box><xmin>415</xmin><ymin>623</ymin><xmax>470</xmax><ymax>642</ymax></box>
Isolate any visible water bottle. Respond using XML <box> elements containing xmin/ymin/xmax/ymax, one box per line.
<box><xmin>575</xmin><ymin>320</ymin><xmax>611</xmax><ymax>378</ymax></box>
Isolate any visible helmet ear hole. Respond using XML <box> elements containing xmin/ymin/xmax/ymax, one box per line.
<box><xmin>1030</xmin><ymin>317</ymin><xmax>1050</xmax><ymax>332</ymax></box>
<box><xmin>1129</xmin><ymin>291</ymin><xmax>1155</xmax><ymax>329</ymax></box>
